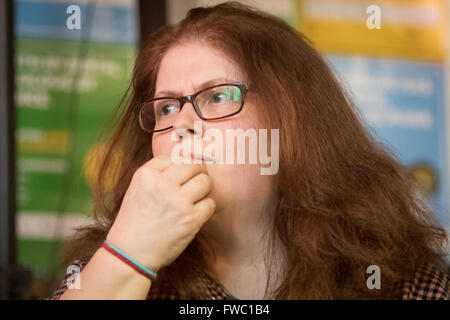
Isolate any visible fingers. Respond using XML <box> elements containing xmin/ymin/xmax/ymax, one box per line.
<box><xmin>145</xmin><ymin>155</ymin><xmax>173</xmax><ymax>172</ymax></box>
<box><xmin>180</xmin><ymin>173</ymin><xmax>212</xmax><ymax>202</ymax></box>
<box><xmin>163</xmin><ymin>162</ymin><xmax>208</xmax><ymax>186</ymax></box>
<box><xmin>192</xmin><ymin>197</ymin><xmax>216</xmax><ymax>225</ymax></box>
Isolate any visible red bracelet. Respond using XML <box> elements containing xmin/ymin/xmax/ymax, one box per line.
<box><xmin>101</xmin><ymin>242</ymin><xmax>157</xmax><ymax>281</ymax></box>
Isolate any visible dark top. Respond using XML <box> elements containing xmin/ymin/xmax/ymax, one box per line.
<box><xmin>46</xmin><ymin>260</ymin><xmax>449</xmax><ymax>300</ymax></box>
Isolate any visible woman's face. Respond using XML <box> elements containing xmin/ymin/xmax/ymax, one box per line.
<box><xmin>152</xmin><ymin>41</ymin><xmax>274</xmax><ymax>218</ymax></box>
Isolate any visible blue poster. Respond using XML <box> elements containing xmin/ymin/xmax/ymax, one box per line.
<box><xmin>327</xmin><ymin>55</ymin><xmax>449</xmax><ymax>230</ymax></box>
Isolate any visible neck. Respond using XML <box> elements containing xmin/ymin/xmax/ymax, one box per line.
<box><xmin>199</xmin><ymin>194</ymin><xmax>285</xmax><ymax>299</ymax></box>
<box><xmin>200</xmin><ymin>192</ymin><xmax>285</xmax><ymax>294</ymax></box>
<box><xmin>203</xmin><ymin>195</ymin><xmax>278</xmax><ymax>266</ymax></box>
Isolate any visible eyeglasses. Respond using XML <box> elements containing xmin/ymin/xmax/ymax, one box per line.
<box><xmin>138</xmin><ymin>82</ymin><xmax>248</xmax><ymax>133</ymax></box>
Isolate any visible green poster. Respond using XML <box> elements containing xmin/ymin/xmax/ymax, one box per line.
<box><xmin>15</xmin><ymin>0</ymin><xmax>137</xmax><ymax>280</ymax></box>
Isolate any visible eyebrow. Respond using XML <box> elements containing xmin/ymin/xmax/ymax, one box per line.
<box><xmin>154</xmin><ymin>77</ymin><xmax>235</xmax><ymax>98</ymax></box>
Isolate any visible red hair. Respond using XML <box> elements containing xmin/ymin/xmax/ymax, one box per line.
<box><xmin>63</xmin><ymin>2</ymin><xmax>448</xmax><ymax>299</ymax></box>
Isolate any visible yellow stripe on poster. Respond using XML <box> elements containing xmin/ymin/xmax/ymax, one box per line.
<box><xmin>17</xmin><ymin>129</ymin><xmax>71</xmax><ymax>154</ymax></box>
<box><xmin>298</xmin><ymin>0</ymin><xmax>447</xmax><ymax>62</ymax></box>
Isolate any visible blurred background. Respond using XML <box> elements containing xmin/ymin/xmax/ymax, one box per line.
<box><xmin>0</xmin><ymin>0</ymin><xmax>449</xmax><ymax>299</ymax></box>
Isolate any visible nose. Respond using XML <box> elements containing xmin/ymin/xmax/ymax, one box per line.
<box><xmin>172</xmin><ymin>101</ymin><xmax>203</xmax><ymax>139</ymax></box>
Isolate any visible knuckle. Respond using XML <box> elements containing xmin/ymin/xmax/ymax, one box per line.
<box><xmin>197</xmin><ymin>173</ymin><xmax>211</xmax><ymax>187</ymax></box>
<box><xmin>198</xmin><ymin>197</ymin><xmax>215</xmax><ymax>214</ymax></box>
<box><xmin>130</xmin><ymin>168</ymin><xmax>146</xmax><ymax>188</ymax></box>
<box><xmin>149</xmin><ymin>154</ymin><xmax>170</xmax><ymax>167</ymax></box>
<box><xmin>206</xmin><ymin>198</ymin><xmax>216</xmax><ymax>212</ymax></box>
<box><xmin>132</xmin><ymin>166</ymin><xmax>167</xmax><ymax>192</ymax></box>
<box><xmin>161</xmin><ymin>170</ymin><xmax>177</xmax><ymax>185</ymax></box>
<box><xmin>133</xmin><ymin>165</ymin><xmax>153</xmax><ymax>181</ymax></box>
<box><xmin>132</xmin><ymin>166</ymin><xmax>145</xmax><ymax>180</ymax></box>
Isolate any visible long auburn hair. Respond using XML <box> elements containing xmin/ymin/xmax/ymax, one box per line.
<box><xmin>62</xmin><ymin>2</ymin><xmax>448</xmax><ymax>299</ymax></box>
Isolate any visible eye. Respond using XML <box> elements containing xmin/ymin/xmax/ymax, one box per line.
<box><xmin>155</xmin><ymin>101</ymin><xmax>178</xmax><ymax>116</ymax></box>
<box><xmin>209</xmin><ymin>87</ymin><xmax>241</xmax><ymax>104</ymax></box>
<box><xmin>161</xmin><ymin>104</ymin><xmax>176</xmax><ymax>115</ymax></box>
<box><xmin>212</xmin><ymin>92</ymin><xmax>227</xmax><ymax>103</ymax></box>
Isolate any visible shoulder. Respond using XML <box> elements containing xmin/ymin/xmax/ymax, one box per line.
<box><xmin>401</xmin><ymin>263</ymin><xmax>449</xmax><ymax>300</ymax></box>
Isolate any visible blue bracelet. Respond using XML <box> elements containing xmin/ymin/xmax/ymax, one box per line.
<box><xmin>103</xmin><ymin>240</ymin><xmax>157</xmax><ymax>280</ymax></box>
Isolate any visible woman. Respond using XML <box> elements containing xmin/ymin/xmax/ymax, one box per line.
<box><xmin>48</xmin><ymin>2</ymin><xmax>449</xmax><ymax>300</ymax></box>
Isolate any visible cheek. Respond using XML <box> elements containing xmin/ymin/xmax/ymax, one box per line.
<box><xmin>152</xmin><ymin>132</ymin><xmax>176</xmax><ymax>156</ymax></box>
<box><xmin>203</xmin><ymin>118</ymin><xmax>269</xmax><ymax>206</ymax></box>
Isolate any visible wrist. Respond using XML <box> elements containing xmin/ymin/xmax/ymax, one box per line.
<box><xmin>95</xmin><ymin>246</ymin><xmax>153</xmax><ymax>286</ymax></box>
<box><xmin>104</xmin><ymin>235</ymin><xmax>163</xmax><ymax>273</ymax></box>
<box><xmin>101</xmin><ymin>241</ymin><xmax>158</xmax><ymax>281</ymax></box>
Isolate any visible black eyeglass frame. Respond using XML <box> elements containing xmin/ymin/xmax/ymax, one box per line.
<box><xmin>137</xmin><ymin>82</ymin><xmax>249</xmax><ymax>133</ymax></box>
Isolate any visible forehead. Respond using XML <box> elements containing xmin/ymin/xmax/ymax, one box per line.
<box><xmin>155</xmin><ymin>42</ymin><xmax>244</xmax><ymax>95</ymax></box>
